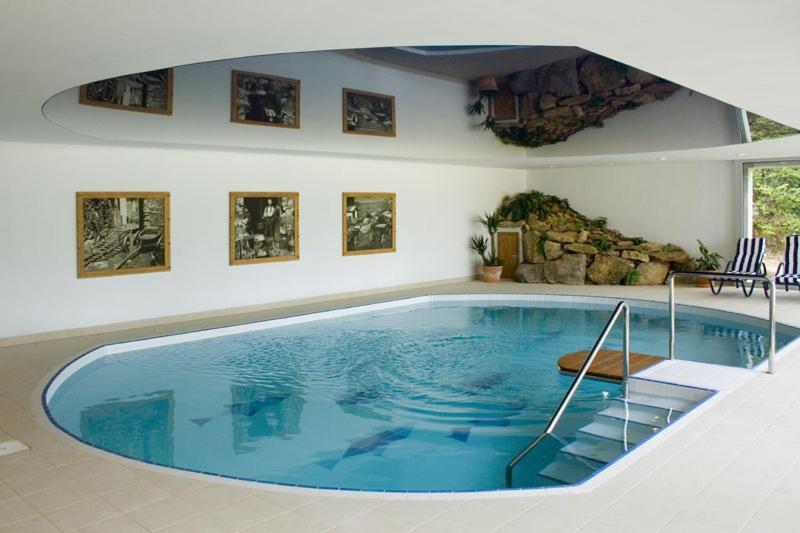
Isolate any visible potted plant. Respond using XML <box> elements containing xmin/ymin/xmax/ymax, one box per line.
<box><xmin>694</xmin><ymin>239</ymin><xmax>723</xmax><ymax>287</ymax></box>
<box><xmin>470</xmin><ymin>235</ymin><xmax>503</xmax><ymax>282</ymax></box>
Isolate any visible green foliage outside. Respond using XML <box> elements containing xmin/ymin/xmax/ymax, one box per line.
<box><xmin>753</xmin><ymin>167</ymin><xmax>800</xmax><ymax>259</ymax></box>
<box><xmin>747</xmin><ymin>112</ymin><xmax>800</xmax><ymax>142</ymax></box>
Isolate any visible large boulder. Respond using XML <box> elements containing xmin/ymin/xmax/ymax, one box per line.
<box><xmin>547</xmin><ymin>230</ymin><xmax>578</xmax><ymax>243</ymax></box>
<box><xmin>522</xmin><ymin>231</ymin><xmax>545</xmax><ymax>264</ymax></box>
<box><xmin>621</xmin><ymin>250</ymin><xmax>650</xmax><ymax>262</ymax></box>
<box><xmin>578</xmin><ymin>55</ymin><xmax>626</xmax><ymax>93</ymax></box>
<box><xmin>587</xmin><ymin>255</ymin><xmax>634</xmax><ymax>285</ymax></box>
<box><xmin>537</xmin><ymin>58</ymin><xmax>581</xmax><ymax>98</ymax></box>
<box><xmin>544</xmin><ymin>240</ymin><xmax>563</xmax><ymax>261</ymax></box>
<box><xmin>514</xmin><ymin>263</ymin><xmax>545</xmax><ymax>283</ymax></box>
<box><xmin>647</xmin><ymin>250</ymin><xmax>690</xmax><ymax>264</ymax></box>
<box><xmin>625</xmin><ymin>67</ymin><xmax>659</xmax><ymax>85</ymax></box>
<box><xmin>544</xmin><ymin>254</ymin><xmax>586</xmax><ymax>285</ymax></box>
<box><xmin>564</xmin><ymin>243</ymin><xmax>598</xmax><ymax>255</ymax></box>
<box><xmin>636</xmin><ymin>260</ymin><xmax>669</xmax><ymax>285</ymax></box>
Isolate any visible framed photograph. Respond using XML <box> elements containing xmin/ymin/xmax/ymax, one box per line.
<box><xmin>342</xmin><ymin>193</ymin><xmax>396</xmax><ymax>256</ymax></box>
<box><xmin>342</xmin><ymin>88</ymin><xmax>396</xmax><ymax>137</ymax></box>
<box><xmin>79</xmin><ymin>69</ymin><xmax>173</xmax><ymax>115</ymax></box>
<box><xmin>77</xmin><ymin>192</ymin><xmax>171</xmax><ymax>278</ymax></box>
<box><xmin>229</xmin><ymin>192</ymin><xmax>299</xmax><ymax>265</ymax></box>
<box><xmin>231</xmin><ymin>70</ymin><xmax>300</xmax><ymax>128</ymax></box>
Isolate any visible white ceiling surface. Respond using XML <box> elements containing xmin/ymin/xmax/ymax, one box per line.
<box><xmin>2</xmin><ymin>0</ymin><xmax>800</xmax><ymax>168</ymax></box>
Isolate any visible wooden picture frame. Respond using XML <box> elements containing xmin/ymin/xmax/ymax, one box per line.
<box><xmin>79</xmin><ymin>69</ymin><xmax>173</xmax><ymax>115</ymax></box>
<box><xmin>77</xmin><ymin>192</ymin><xmax>171</xmax><ymax>278</ymax></box>
<box><xmin>342</xmin><ymin>88</ymin><xmax>396</xmax><ymax>137</ymax></box>
<box><xmin>230</xmin><ymin>70</ymin><xmax>301</xmax><ymax>128</ymax></box>
<box><xmin>229</xmin><ymin>192</ymin><xmax>300</xmax><ymax>265</ymax></box>
<box><xmin>342</xmin><ymin>192</ymin><xmax>396</xmax><ymax>256</ymax></box>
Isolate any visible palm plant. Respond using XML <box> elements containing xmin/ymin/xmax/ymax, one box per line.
<box><xmin>478</xmin><ymin>209</ymin><xmax>503</xmax><ymax>257</ymax></box>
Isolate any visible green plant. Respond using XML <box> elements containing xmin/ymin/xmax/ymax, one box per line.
<box><xmin>695</xmin><ymin>240</ymin><xmax>723</xmax><ymax>271</ymax></box>
<box><xmin>592</xmin><ymin>216</ymin><xmax>608</xmax><ymax>229</ymax></box>
<box><xmin>478</xmin><ymin>209</ymin><xmax>503</xmax><ymax>235</ymax></box>
<box><xmin>537</xmin><ymin>232</ymin><xmax>548</xmax><ymax>254</ymax></box>
<box><xmin>622</xmin><ymin>267</ymin><xmax>640</xmax><ymax>285</ymax></box>
<box><xmin>592</xmin><ymin>235</ymin><xmax>611</xmax><ymax>252</ymax></box>
<box><xmin>467</xmin><ymin>99</ymin><xmax>486</xmax><ymax>116</ymax></box>
<box><xmin>470</xmin><ymin>234</ymin><xmax>488</xmax><ymax>255</ymax></box>
<box><xmin>484</xmin><ymin>250</ymin><xmax>502</xmax><ymax>267</ymax></box>
<box><xmin>631</xmin><ymin>237</ymin><xmax>645</xmax><ymax>245</ymax></box>
<box><xmin>499</xmin><ymin>190</ymin><xmax>550</xmax><ymax>221</ymax></box>
<box><xmin>478</xmin><ymin>209</ymin><xmax>503</xmax><ymax>257</ymax></box>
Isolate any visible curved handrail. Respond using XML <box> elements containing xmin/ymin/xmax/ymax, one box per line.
<box><xmin>667</xmin><ymin>271</ymin><xmax>776</xmax><ymax>373</ymax></box>
<box><xmin>505</xmin><ymin>301</ymin><xmax>630</xmax><ymax>488</ymax></box>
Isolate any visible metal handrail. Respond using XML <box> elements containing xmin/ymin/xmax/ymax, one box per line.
<box><xmin>667</xmin><ymin>271</ymin><xmax>776</xmax><ymax>373</ymax></box>
<box><xmin>505</xmin><ymin>301</ymin><xmax>630</xmax><ymax>488</ymax></box>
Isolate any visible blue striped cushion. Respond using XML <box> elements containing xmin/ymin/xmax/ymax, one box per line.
<box><xmin>730</xmin><ymin>238</ymin><xmax>766</xmax><ymax>274</ymax></box>
<box><xmin>783</xmin><ymin>235</ymin><xmax>800</xmax><ymax>276</ymax></box>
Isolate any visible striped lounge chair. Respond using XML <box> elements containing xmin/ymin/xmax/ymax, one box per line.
<box><xmin>709</xmin><ymin>237</ymin><xmax>767</xmax><ymax>297</ymax></box>
<box><xmin>773</xmin><ymin>235</ymin><xmax>800</xmax><ymax>293</ymax></box>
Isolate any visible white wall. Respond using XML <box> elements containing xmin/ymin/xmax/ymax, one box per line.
<box><xmin>0</xmin><ymin>142</ymin><xmax>523</xmax><ymax>340</ymax></box>
<box><xmin>526</xmin><ymin>89</ymin><xmax>741</xmax><ymax>158</ymax></box>
<box><xmin>526</xmin><ymin>161</ymin><xmax>740</xmax><ymax>259</ymax></box>
<box><xmin>43</xmin><ymin>51</ymin><xmax>521</xmax><ymax>160</ymax></box>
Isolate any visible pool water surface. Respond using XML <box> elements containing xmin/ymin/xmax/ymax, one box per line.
<box><xmin>44</xmin><ymin>297</ymin><xmax>796</xmax><ymax>492</ymax></box>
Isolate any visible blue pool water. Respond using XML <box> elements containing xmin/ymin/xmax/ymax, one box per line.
<box><xmin>45</xmin><ymin>299</ymin><xmax>796</xmax><ymax>491</ymax></box>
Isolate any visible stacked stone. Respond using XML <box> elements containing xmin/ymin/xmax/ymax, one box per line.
<box><xmin>499</xmin><ymin>53</ymin><xmax>681</xmax><ymax>147</ymax></box>
<box><xmin>506</xmin><ymin>197</ymin><xmax>691</xmax><ymax>285</ymax></box>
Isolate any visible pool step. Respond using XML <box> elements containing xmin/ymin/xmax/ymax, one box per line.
<box><xmin>560</xmin><ymin>435</ymin><xmax>626</xmax><ymax>463</ymax></box>
<box><xmin>595</xmin><ymin>402</ymin><xmax>681</xmax><ymax>428</ymax></box>
<box><xmin>536</xmin><ymin>395</ymin><xmax>685</xmax><ymax>485</ymax></box>
<box><xmin>578</xmin><ymin>418</ymin><xmax>657</xmax><ymax>445</ymax></box>
<box><xmin>538</xmin><ymin>454</ymin><xmax>602</xmax><ymax>485</ymax></box>
<box><xmin>616</xmin><ymin>392</ymin><xmax>696</xmax><ymax>412</ymax></box>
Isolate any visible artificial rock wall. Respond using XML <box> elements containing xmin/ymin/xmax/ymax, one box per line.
<box><xmin>490</xmin><ymin>53</ymin><xmax>682</xmax><ymax>147</ymax></box>
<box><xmin>502</xmin><ymin>193</ymin><xmax>691</xmax><ymax>285</ymax></box>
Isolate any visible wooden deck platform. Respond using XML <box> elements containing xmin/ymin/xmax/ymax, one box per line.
<box><xmin>557</xmin><ymin>349</ymin><xmax>665</xmax><ymax>381</ymax></box>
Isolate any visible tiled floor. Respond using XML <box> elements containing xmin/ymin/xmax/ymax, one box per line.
<box><xmin>1</xmin><ymin>280</ymin><xmax>800</xmax><ymax>532</ymax></box>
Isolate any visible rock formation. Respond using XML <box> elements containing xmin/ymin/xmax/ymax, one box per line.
<box><xmin>502</xmin><ymin>191</ymin><xmax>691</xmax><ymax>285</ymax></box>
<box><xmin>480</xmin><ymin>52</ymin><xmax>682</xmax><ymax>148</ymax></box>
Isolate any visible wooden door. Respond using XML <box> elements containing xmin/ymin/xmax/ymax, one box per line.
<box><xmin>497</xmin><ymin>232</ymin><xmax>520</xmax><ymax>279</ymax></box>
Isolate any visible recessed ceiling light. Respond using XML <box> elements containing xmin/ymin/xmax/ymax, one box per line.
<box><xmin>657</xmin><ymin>157</ymin><xmax>668</xmax><ymax>161</ymax></box>
<box><xmin>737</xmin><ymin>152</ymin><xmax>748</xmax><ymax>156</ymax></box>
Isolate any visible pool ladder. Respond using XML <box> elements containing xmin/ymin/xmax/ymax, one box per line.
<box><xmin>505</xmin><ymin>301</ymin><xmax>630</xmax><ymax>488</ymax></box>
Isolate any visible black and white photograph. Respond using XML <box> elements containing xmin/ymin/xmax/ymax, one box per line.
<box><xmin>230</xmin><ymin>192</ymin><xmax>299</xmax><ymax>265</ymax></box>
<box><xmin>79</xmin><ymin>69</ymin><xmax>173</xmax><ymax>115</ymax></box>
<box><xmin>77</xmin><ymin>192</ymin><xmax>171</xmax><ymax>278</ymax></box>
<box><xmin>342</xmin><ymin>192</ymin><xmax>396</xmax><ymax>255</ymax></box>
<box><xmin>231</xmin><ymin>70</ymin><xmax>300</xmax><ymax>128</ymax></box>
<box><xmin>342</xmin><ymin>88</ymin><xmax>396</xmax><ymax>137</ymax></box>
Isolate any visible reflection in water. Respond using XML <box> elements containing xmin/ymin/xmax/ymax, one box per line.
<box><xmin>702</xmin><ymin>324</ymin><xmax>767</xmax><ymax>367</ymax></box>
<box><xmin>80</xmin><ymin>390</ymin><xmax>174</xmax><ymax>464</ymax></box>
<box><xmin>230</xmin><ymin>385</ymin><xmax>305</xmax><ymax>454</ymax></box>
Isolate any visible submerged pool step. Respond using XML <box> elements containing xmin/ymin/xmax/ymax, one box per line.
<box><xmin>560</xmin><ymin>435</ymin><xmax>626</xmax><ymax>463</ymax></box>
<box><xmin>596</xmin><ymin>402</ymin><xmax>680</xmax><ymax>428</ymax></box>
<box><xmin>615</xmin><ymin>392</ymin><xmax>696</xmax><ymax>412</ymax></box>
<box><xmin>534</xmin><ymin>389</ymin><xmax>701</xmax><ymax>487</ymax></box>
<box><xmin>538</xmin><ymin>454</ymin><xmax>602</xmax><ymax>485</ymax></box>
<box><xmin>578</xmin><ymin>418</ymin><xmax>658</xmax><ymax>445</ymax></box>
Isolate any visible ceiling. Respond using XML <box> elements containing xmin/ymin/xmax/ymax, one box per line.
<box><xmin>2</xmin><ymin>0</ymin><xmax>800</xmax><ymax>168</ymax></box>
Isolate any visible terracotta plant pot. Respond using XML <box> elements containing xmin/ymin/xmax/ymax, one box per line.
<box><xmin>696</xmin><ymin>271</ymin><xmax>714</xmax><ymax>288</ymax></box>
<box><xmin>482</xmin><ymin>265</ymin><xmax>503</xmax><ymax>283</ymax></box>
